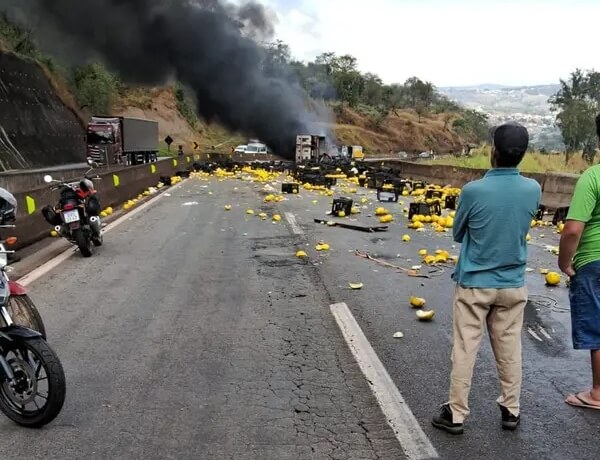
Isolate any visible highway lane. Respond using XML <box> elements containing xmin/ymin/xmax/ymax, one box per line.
<box><xmin>2</xmin><ymin>174</ymin><xmax>599</xmax><ymax>459</ymax></box>
<box><xmin>279</xmin><ymin>185</ymin><xmax>600</xmax><ymax>460</ymax></box>
<box><xmin>1</xmin><ymin>178</ymin><xmax>403</xmax><ymax>460</ymax></box>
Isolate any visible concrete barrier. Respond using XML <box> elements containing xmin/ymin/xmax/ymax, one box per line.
<box><xmin>378</xmin><ymin>160</ymin><xmax>577</xmax><ymax>209</ymax></box>
<box><xmin>11</xmin><ymin>156</ymin><xmax>187</xmax><ymax>249</ymax></box>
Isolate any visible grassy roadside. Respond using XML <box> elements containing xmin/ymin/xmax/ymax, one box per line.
<box><xmin>425</xmin><ymin>145</ymin><xmax>593</xmax><ymax>174</ymax></box>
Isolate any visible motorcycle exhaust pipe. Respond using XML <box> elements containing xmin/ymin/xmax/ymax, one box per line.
<box><xmin>89</xmin><ymin>216</ymin><xmax>101</xmax><ymax>235</ymax></box>
<box><xmin>54</xmin><ymin>225</ymin><xmax>62</xmax><ymax>236</ymax></box>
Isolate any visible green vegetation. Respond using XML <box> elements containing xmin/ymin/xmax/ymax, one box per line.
<box><xmin>70</xmin><ymin>63</ymin><xmax>119</xmax><ymax>114</ymax></box>
<box><xmin>173</xmin><ymin>83</ymin><xmax>199</xmax><ymax>130</ymax></box>
<box><xmin>426</xmin><ymin>145</ymin><xmax>591</xmax><ymax>174</ymax></box>
<box><xmin>550</xmin><ymin>69</ymin><xmax>600</xmax><ymax>163</ymax></box>
<box><xmin>265</xmin><ymin>40</ymin><xmax>490</xmax><ymax>145</ymax></box>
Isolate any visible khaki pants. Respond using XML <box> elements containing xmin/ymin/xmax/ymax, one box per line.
<box><xmin>449</xmin><ymin>286</ymin><xmax>528</xmax><ymax>424</ymax></box>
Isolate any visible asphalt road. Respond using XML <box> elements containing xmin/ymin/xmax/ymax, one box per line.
<box><xmin>1</xmin><ymin>175</ymin><xmax>599</xmax><ymax>460</ymax></box>
<box><xmin>0</xmin><ymin>178</ymin><xmax>402</xmax><ymax>460</ymax></box>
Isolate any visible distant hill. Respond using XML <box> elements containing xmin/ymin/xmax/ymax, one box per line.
<box><xmin>440</xmin><ymin>84</ymin><xmax>564</xmax><ymax>150</ymax></box>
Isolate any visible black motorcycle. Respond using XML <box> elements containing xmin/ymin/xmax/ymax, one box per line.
<box><xmin>0</xmin><ymin>237</ymin><xmax>65</xmax><ymax>427</ymax></box>
<box><xmin>42</xmin><ymin>163</ymin><xmax>103</xmax><ymax>258</ymax></box>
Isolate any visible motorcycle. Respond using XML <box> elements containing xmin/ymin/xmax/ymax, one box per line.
<box><xmin>0</xmin><ymin>234</ymin><xmax>65</xmax><ymax>427</ymax></box>
<box><xmin>0</xmin><ymin>190</ymin><xmax>46</xmax><ymax>338</ymax></box>
<box><xmin>42</xmin><ymin>161</ymin><xmax>103</xmax><ymax>258</ymax></box>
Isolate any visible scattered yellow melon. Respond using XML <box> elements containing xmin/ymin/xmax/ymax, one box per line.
<box><xmin>246</xmin><ymin>209</ymin><xmax>255</xmax><ymax>215</ymax></box>
<box><xmin>349</xmin><ymin>282</ymin><xmax>364</xmax><ymax>290</ymax></box>
<box><xmin>410</xmin><ymin>296</ymin><xmax>426</xmax><ymax>308</ymax></box>
<box><xmin>106</xmin><ymin>207</ymin><xmax>113</xmax><ymax>215</ymax></box>
<box><xmin>100</xmin><ymin>211</ymin><xmax>108</xmax><ymax>218</ymax></box>
<box><xmin>380</xmin><ymin>214</ymin><xmax>394</xmax><ymax>224</ymax></box>
<box><xmin>50</xmin><ymin>230</ymin><xmax>58</xmax><ymax>237</ymax></box>
<box><xmin>402</xmin><ymin>234</ymin><xmax>411</xmax><ymax>242</ymax></box>
<box><xmin>272</xmin><ymin>214</ymin><xmax>282</xmax><ymax>222</ymax></box>
<box><xmin>416</xmin><ymin>310</ymin><xmax>435</xmax><ymax>321</ymax></box>
<box><xmin>224</xmin><ymin>205</ymin><xmax>232</xmax><ymax>211</ymax></box>
<box><xmin>545</xmin><ymin>272</ymin><xmax>561</xmax><ymax>286</ymax></box>
<box><xmin>259</xmin><ymin>212</ymin><xmax>268</xmax><ymax>219</ymax></box>
<box><xmin>315</xmin><ymin>243</ymin><xmax>330</xmax><ymax>251</ymax></box>
<box><xmin>418</xmin><ymin>249</ymin><xmax>428</xmax><ymax>257</ymax></box>
<box><xmin>375</xmin><ymin>207</ymin><xmax>388</xmax><ymax>216</ymax></box>
<box><xmin>351</xmin><ymin>207</ymin><xmax>360</xmax><ymax>214</ymax></box>
<box><xmin>338</xmin><ymin>211</ymin><xmax>346</xmax><ymax>218</ymax></box>
<box><xmin>296</xmin><ymin>250</ymin><xmax>307</xmax><ymax>258</ymax></box>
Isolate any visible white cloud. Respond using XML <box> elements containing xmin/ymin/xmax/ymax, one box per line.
<box><xmin>263</xmin><ymin>0</ymin><xmax>600</xmax><ymax>86</ymax></box>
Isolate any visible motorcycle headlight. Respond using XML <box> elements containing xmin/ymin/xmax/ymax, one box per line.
<box><xmin>0</xmin><ymin>276</ymin><xmax>8</xmax><ymax>305</ymax></box>
<box><xmin>0</xmin><ymin>252</ymin><xmax>7</xmax><ymax>269</ymax></box>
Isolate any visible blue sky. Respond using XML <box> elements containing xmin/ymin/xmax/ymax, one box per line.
<box><xmin>257</xmin><ymin>0</ymin><xmax>599</xmax><ymax>86</ymax></box>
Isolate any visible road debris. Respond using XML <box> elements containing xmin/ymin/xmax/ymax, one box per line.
<box><xmin>349</xmin><ymin>282</ymin><xmax>364</xmax><ymax>290</ymax></box>
<box><xmin>416</xmin><ymin>310</ymin><xmax>435</xmax><ymax>321</ymax></box>
<box><xmin>410</xmin><ymin>296</ymin><xmax>426</xmax><ymax>308</ymax></box>
<box><xmin>313</xmin><ymin>219</ymin><xmax>389</xmax><ymax>233</ymax></box>
<box><xmin>354</xmin><ymin>250</ymin><xmax>439</xmax><ymax>278</ymax></box>
<box><xmin>393</xmin><ymin>331</ymin><xmax>405</xmax><ymax>339</ymax></box>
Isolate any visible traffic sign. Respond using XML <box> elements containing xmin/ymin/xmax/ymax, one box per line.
<box><xmin>193</xmin><ymin>141</ymin><xmax>199</xmax><ymax>150</ymax></box>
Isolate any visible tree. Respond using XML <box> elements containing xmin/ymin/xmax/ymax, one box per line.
<box><xmin>262</xmin><ymin>40</ymin><xmax>291</xmax><ymax>77</ymax></box>
<box><xmin>550</xmin><ymin>69</ymin><xmax>600</xmax><ymax>163</ymax></box>
<box><xmin>70</xmin><ymin>63</ymin><xmax>119</xmax><ymax>113</ymax></box>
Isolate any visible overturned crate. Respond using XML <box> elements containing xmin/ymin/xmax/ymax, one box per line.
<box><xmin>332</xmin><ymin>197</ymin><xmax>353</xmax><ymax>216</ymax></box>
<box><xmin>408</xmin><ymin>201</ymin><xmax>442</xmax><ymax>220</ymax></box>
<box><xmin>281</xmin><ymin>183</ymin><xmax>300</xmax><ymax>194</ymax></box>
<box><xmin>377</xmin><ymin>188</ymin><xmax>400</xmax><ymax>203</ymax></box>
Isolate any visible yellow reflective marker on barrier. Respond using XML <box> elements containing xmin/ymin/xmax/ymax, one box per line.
<box><xmin>207</xmin><ymin>154</ymin><xmax>210</xmax><ymax>159</ymax></box>
<box><xmin>186</xmin><ymin>156</ymin><xmax>191</xmax><ymax>163</ymax></box>
<box><xmin>194</xmin><ymin>155</ymin><xmax>199</xmax><ymax>161</ymax></box>
<box><xmin>25</xmin><ymin>196</ymin><xmax>35</xmax><ymax>215</ymax></box>
<box><xmin>172</xmin><ymin>159</ymin><xmax>178</xmax><ymax>167</ymax></box>
<box><xmin>113</xmin><ymin>174</ymin><xmax>120</xmax><ymax>187</ymax></box>
<box><xmin>150</xmin><ymin>164</ymin><xmax>157</xmax><ymax>174</ymax></box>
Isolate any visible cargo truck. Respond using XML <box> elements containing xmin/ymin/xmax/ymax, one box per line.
<box><xmin>295</xmin><ymin>135</ymin><xmax>328</xmax><ymax>163</ymax></box>
<box><xmin>86</xmin><ymin>116</ymin><xmax>159</xmax><ymax>166</ymax></box>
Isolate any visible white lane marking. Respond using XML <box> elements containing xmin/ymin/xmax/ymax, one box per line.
<box><xmin>330</xmin><ymin>302</ymin><xmax>439</xmax><ymax>460</ymax></box>
<box><xmin>284</xmin><ymin>212</ymin><xmax>303</xmax><ymax>235</ymax></box>
<box><xmin>17</xmin><ymin>180</ymin><xmax>187</xmax><ymax>287</ymax></box>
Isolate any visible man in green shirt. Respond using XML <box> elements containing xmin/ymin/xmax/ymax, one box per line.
<box><xmin>559</xmin><ymin>113</ymin><xmax>600</xmax><ymax>410</ymax></box>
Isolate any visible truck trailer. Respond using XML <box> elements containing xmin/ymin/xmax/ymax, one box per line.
<box><xmin>87</xmin><ymin>116</ymin><xmax>159</xmax><ymax>165</ymax></box>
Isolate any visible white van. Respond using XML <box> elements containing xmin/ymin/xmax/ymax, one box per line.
<box><xmin>245</xmin><ymin>143</ymin><xmax>269</xmax><ymax>154</ymax></box>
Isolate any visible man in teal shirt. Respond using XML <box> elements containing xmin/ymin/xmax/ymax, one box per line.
<box><xmin>559</xmin><ymin>114</ymin><xmax>600</xmax><ymax>410</ymax></box>
<box><xmin>433</xmin><ymin>122</ymin><xmax>541</xmax><ymax>434</ymax></box>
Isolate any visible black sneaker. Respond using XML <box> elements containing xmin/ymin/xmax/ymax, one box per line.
<box><xmin>432</xmin><ymin>404</ymin><xmax>464</xmax><ymax>435</ymax></box>
<box><xmin>499</xmin><ymin>404</ymin><xmax>521</xmax><ymax>430</ymax></box>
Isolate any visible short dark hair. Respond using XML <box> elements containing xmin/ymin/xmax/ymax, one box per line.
<box><xmin>492</xmin><ymin>122</ymin><xmax>529</xmax><ymax>167</ymax></box>
<box><xmin>596</xmin><ymin>113</ymin><xmax>600</xmax><ymax>138</ymax></box>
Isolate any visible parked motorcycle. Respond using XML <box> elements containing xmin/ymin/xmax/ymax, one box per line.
<box><xmin>0</xmin><ymin>190</ymin><xmax>46</xmax><ymax>338</ymax></box>
<box><xmin>42</xmin><ymin>161</ymin><xmax>103</xmax><ymax>257</ymax></box>
<box><xmin>0</xmin><ymin>234</ymin><xmax>65</xmax><ymax>427</ymax></box>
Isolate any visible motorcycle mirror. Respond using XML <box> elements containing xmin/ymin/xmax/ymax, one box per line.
<box><xmin>43</xmin><ymin>175</ymin><xmax>53</xmax><ymax>183</ymax></box>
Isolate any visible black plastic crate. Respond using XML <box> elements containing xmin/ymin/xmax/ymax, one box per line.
<box><xmin>445</xmin><ymin>195</ymin><xmax>457</xmax><ymax>210</ymax></box>
<box><xmin>282</xmin><ymin>183</ymin><xmax>299</xmax><ymax>194</ymax></box>
<box><xmin>408</xmin><ymin>201</ymin><xmax>442</xmax><ymax>220</ymax></box>
<box><xmin>332</xmin><ymin>198</ymin><xmax>353</xmax><ymax>216</ymax></box>
<box><xmin>377</xmin><ymin>188</ymin><xmax>399</xmax><ymax>203</ymax></box>
<box><xmin>536</xmin><ymin>205</ymin><xmax>547</xmax><ymax>221</ymax></box>
<box><xmin>425</xmin><ymin>189</ymin><xmax>443</xmax><ymax>199</ymax></box>
<box><xmin>553</xmin><ymin>206</ymin><xmax>570</xmax><ymax>225</ymax></box>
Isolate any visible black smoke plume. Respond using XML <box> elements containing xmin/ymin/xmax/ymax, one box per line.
<box><xmin>0</xmin><ymin>0</ymin><xmax>326</xmax><ymax>158</ymax></box>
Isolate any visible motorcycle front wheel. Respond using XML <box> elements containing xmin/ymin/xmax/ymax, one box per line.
<box><xmin>73</xmin><ymin>228</ymin><xmax>92</xmax><ymax>258</ymax></box>
<box><xmin>0</xmin><ymin>337</ymin><xmax>66</xmax><ymax>427</ymax></box>
<box><xmin>2</xmin><ymin>295</ymin><xmax>47</xmax><ymax>339</ymax></box>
